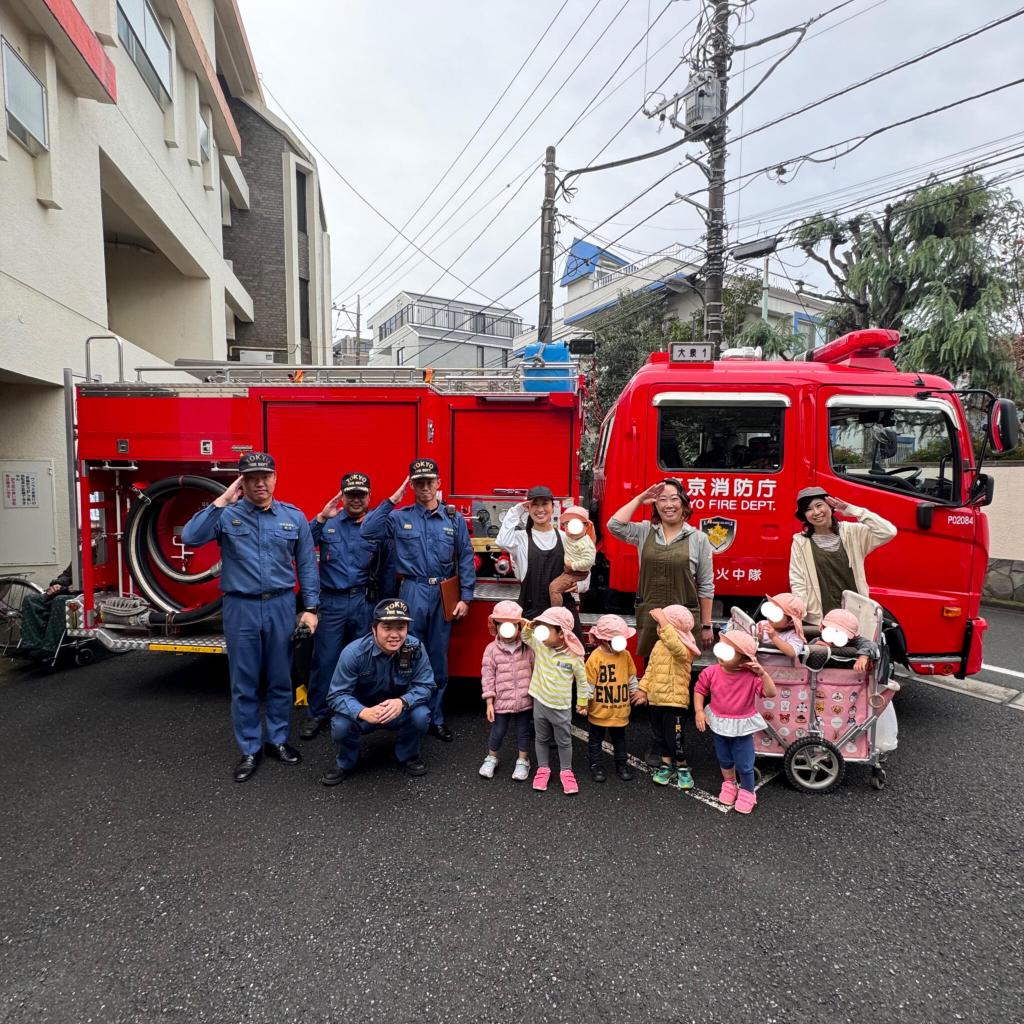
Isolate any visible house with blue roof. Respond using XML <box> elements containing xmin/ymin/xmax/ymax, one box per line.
<box><xmin>513</xmin><ymin>238</ymin><xmax>833</xmax><ymax>357</ymax></box>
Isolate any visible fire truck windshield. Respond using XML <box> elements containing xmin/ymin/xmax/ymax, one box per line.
<box><xmin>658</xmin><ymin>403</ymin><xmax>783</xmax><ymax>472</ymax></box>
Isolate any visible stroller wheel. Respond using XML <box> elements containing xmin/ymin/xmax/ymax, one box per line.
<box><xmin>784</xmin><ymin>737</ymin><xmax>844</xmax><ymax>795</ymax></box>
<box><xmin>870</xmin><ymin>767</ymin><xmax>887</xmax><ymax>790</ymax></box>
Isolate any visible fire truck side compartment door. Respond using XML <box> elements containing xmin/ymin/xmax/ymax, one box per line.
<box><xmin>264</xmin><ymin>401</ymin><xmax>420</xmax><ymax>515</ymax></box>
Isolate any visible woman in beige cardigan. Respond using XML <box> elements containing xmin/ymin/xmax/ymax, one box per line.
<box><xmin>788</xmin><ymin>486</ymin><xmax>896</xmax><ymax>625</ymax></box>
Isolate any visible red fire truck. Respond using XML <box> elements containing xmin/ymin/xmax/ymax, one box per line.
<box><xmin>592</xmin><ymin>329</ymin><xmax>1017</xmax><ymax>677</ymax></box>
<box><xmin>63</xmin><ymin>329</ymin><xmax>1016</xmax><ymax>680</ymax></box>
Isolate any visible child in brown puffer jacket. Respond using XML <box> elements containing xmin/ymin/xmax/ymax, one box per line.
<box><xmin>635</xmin><ymin>605</ymin><xmax>701</xmax><ymax>791</ymax></box>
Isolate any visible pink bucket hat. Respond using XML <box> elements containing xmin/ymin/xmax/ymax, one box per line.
<box><xmin>821</xmin><ymin>608</ymin><xmax>860</xmax><ymax>639</ymax></box>
<box><xmin>589</xmin><ymin>613</ymin><xmax>636</xmax><ymax>642</ymax></box>
<box><xmin>660</xmin><ymin>605</ymin><xmax>700</xmax><ymax>657</ymax></box>
<box><xmin>722</xmin><ymin>629</ymin><xmax>759</xmax><ymax>660</ymax></box>
<box><xmin>532</xmin><ymin>606</ymin><xmax>585</xmax><ymax>658</ymax></box>
<box><xmin>561</xmin><ymin>504</ymin><xmax>596</xmax><ymax>542</ymax></box>
<box><xmin>487</xmin><ymin>600</ymin><xmax>523</xmax><ymax>637</ymax></box>
<box><xmin>766</xmin><ymin>592</ymin><xmax>807</xmax><ymax>640</ymax></box>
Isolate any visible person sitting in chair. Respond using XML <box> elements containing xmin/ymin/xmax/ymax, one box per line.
<box><xmin>18</xmin><ymin>563</ymin><xmax>75</xmax><ymax>660</ymax></box>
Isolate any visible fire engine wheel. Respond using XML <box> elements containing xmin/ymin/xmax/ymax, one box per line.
<box><xmin>783</xmin><ymin>737</ymin><xmax>845</xmax><ymax>795</ymax></box>
<box><xmin>124</xmin><ymin>476</ymin><xmax>225</xmax><ymax>624</ymax></box>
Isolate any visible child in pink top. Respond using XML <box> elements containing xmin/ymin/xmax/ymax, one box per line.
<box><xmin>695</xmin><ymin>629</ymin><xmax>777</xmax><ymax>815</ymax></box>
<box><xmin>479</xmin><ymin>601</ymin><xmax>535</xmax><ymax>782</ymax></box>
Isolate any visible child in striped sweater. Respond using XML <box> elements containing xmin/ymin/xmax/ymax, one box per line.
<box><xmin>520</xmin><ymin>606</ymin><xmax>589</xmax><ymax>795</ymax></box>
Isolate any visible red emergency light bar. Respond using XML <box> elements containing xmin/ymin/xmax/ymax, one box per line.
<box><xmin>807</xmin><ymin>328</ymin><xmax>901</xmax><ymax>366</ymax></box>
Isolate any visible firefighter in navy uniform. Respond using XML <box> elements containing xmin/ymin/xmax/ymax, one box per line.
<box><xmin>300</xmin><ymin>471</ymin><xmax>392</xmax><ymax>740</ymax></box>
<box><xmin>361</xmin><ymin>458</ymin><xmax>475</xmax><ymax>742</ymax></box>
<box><xmin>321</xmin><ymin>599</ymin><xmax>436</xmax><ymax>784</ymax></box>
<box><xmin>181</xmin><ymin>452</ymin><xmax>319</xmax><ymax>782</ymax></box>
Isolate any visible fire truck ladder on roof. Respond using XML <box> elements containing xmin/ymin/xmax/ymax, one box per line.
<box><xmin>98</xmin><ymin>362</ymin><xmax>582</xmax><ymax>395</ymax></box>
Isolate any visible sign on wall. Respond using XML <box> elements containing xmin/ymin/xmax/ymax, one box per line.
<box><xmin>0</xmin><ymin>460</ymin><xmax>57</xmax><ymax>566</ymax></box>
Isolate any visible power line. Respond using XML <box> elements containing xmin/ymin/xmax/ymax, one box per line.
<box><xmin>727</xmin><ymin>6</ymin><xmax>1024</xmax><ymax>149</ymax></box>
<box><xmin>332</xmin><ymin>0</ymin><xmax>573</xmax><ymax>302</ymax></box>
<box><xmin>338</xmin><ymin>0</ymin><xmax>624</xmax><ymax>309</ymax></box>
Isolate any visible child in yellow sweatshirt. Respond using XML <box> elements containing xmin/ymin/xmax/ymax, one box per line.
<box><xmin>636</xmin><ymin>605</ymin><xmax>701</xmax><ymax>790</ymax></box>
<box><xmin>584</xmin><ymin>614</ymin><xmax>640</xmax><ymax>783</ymax></box>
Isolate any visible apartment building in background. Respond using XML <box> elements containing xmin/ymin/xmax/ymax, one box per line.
<box><xmin>513</xmin><ymin>238</ymin><xmax>833</xmax><ymax>355</ymax></box>
<box><xmin>0</xmin><ymin>0</ymin><xmax>330</xmax><ymax>578</ymax></box>
<box><xmin>366</xmin><ymin>291</ymin><xmax>528</xmax><ymax>369</ymax></box>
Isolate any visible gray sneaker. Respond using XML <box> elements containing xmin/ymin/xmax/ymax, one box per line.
<box><xmin>478</xmin><ymin>754</ymin><xmax>498</xmax><ymax>779</ymax></box>
<box><xmin>511</xmin><ymin>758</ymin><xmax>531</xmax><ymax>781</ymax></box>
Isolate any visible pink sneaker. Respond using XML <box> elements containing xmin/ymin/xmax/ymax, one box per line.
<box><xmin>735</xmin><ymin>788</ymin><xmax>757</xmax><ymax>814</ymax></box>
<box><xmin>718</xmin><ymin>779</ymin><xmax>738</xmax><ymax>806</ymax></box>
<box><xmin>532</xmin><ymin>766</ymin><xmax>551</xmax><ymax>792</ymax></box>
<box><xmin>560</xmin><ymin>769</ymin><xmax>579</xmax><ymax>795</ymax></box>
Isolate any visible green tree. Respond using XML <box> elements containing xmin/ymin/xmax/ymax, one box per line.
<box><xmin>791</xmin><ymin>174</ymin><xmax>1023</xmax><ymax>396</ymax></box>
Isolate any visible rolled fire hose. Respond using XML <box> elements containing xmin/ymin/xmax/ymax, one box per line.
<box><xmin>123</xmin><ymin>475</ymin><xmax>225</xmax><ymax>624</ymax></box>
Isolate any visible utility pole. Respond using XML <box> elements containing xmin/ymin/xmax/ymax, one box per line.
<box><xmin>703</xmin><ymin>0</ymin><xmax>730</xmax><ymax>354</ymax></box>
<box><xmin>355</xmin><ymin>293</ymin><xmax>361</xmax><ymax>361</ymax></box>
<box><xmin>761</xmin><ymin>257</ymin><xmax>770</xmax><ymax>323</ymax></box>
<box><xmin>537</xmin><ymin>145</ymin><xmax>557</xmax><ymax>347</ymax></box>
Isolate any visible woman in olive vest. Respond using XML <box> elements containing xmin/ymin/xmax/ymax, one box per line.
<box><xmin>496</xmin><ymin>484</ymin><xmax>587</xmax><ymax>628</ymax></box>
<box><xmin>607</xmin><ymin>480</ymin><xmax>715</xmax><ymax>658</ymax></box>
<box><xmin>789</xmin><ymin>486</ymin><xmax>896</xmax><ymax>625</ymax></box>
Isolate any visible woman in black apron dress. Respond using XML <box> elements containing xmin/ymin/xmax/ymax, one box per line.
<box><xmin>495</xmin><ymin>484</ymin><xmax>584</xmax><ymax>634</ymax></box>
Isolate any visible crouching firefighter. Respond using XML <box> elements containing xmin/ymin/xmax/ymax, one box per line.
<box><xmin>361</xmin><ymin>458</ymin><xmax>475</xmax><ymax>743</ymax></box>
<box><xmin>181</xmin><ymin>452</ymin><xmax>319</xmax><ymax>783</ymax></box>
<box><xmin>321</xmin><ymin>599</ymin><xmax>436</xmax><ymax>785</ymax></box>
<box><xmin>300</xmin><ymin>471</ymin><xmax>394</xmax><ymax>740</ymax></box>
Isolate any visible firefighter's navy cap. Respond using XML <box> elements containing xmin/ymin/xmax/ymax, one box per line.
<box><xmin>526</xmin><ymin>484</ymin><xmax>554</xmax><ymax>501</ymax></box>
<box><xmin>409</xmin><ymin>458</ymin><xmax>439</xmax><ymax>480</ymax></box>
<box><xmin>238</xmin><ymin>452</ymin><xmax>276</xmax><ymax>474</ymax></box>
<box><xmin>341</xmin><ymin>472</ymin><xmax>370</xmax><ymax>494</ymax></box>
<box><xmin>373</xmin><ymin>598</ymin><xmax>413</xmax><ymax>623</ymax></box>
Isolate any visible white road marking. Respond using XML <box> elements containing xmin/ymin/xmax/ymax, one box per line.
<box><xmin>907</xmin><ymin>672</ymin><xmax>1022</xmax><ymax>705</ymax></box>
<box><xmin>569</xmin><ymin>724</ymin><xmax>779</xmax><ymax>814</ymax></box>
<box><xmin>980</xmin><ymin>662</ymin><xmax>1024</xmax><ymax>681</ymax></box>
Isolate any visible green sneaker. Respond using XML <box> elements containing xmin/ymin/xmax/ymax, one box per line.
<box><xmin>675</xmin><ymin>767</ymin><xmax>694</xmax><ymax>790</ymax></box>
<box><xmin>652</xmin><ymin>765</ymin><xmax>675</xmax><ymax>786</ymax></box>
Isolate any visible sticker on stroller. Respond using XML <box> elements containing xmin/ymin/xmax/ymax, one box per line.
<box><xmin>762</xmin><ymin>699</ymin><xmax>775</xmax><ymax>709</ymax></box>
<box><xmin>779</xmin><ymin>727</ymin><xmax>790</xmax><ymax>737</ymax></box>
<box><xmin>798</xmin><ymin>689</ymin><xmax>808</xmax><ymax>700</ymax></box>
<box><xmin>815</xmin><ymin>702</ymin><xmax>825</xmax><ymax>715</ymax></box>
<box><xmin>780</xmin><ymin>700</ymin><xmax>790</xmax><ymax>712</ymax></box>
<box><xmin>780</xmin><ymin>713</ymin><xmax>790</xmax><ymax>723</ymax></box>
<box><xmin>831</xmin><ymin>691</ymin><xmax>843</xmax><ymax>701</ymax></box>
<box><xmin>763</xmin><ymin>711</ymin><xmax>774</xmax><ymax>721</ymax></box>
<box><xmin>781</xmin><ymin>688</ymin><xmax>791</xmax><ymax>699</ymax></box>
<box><xmin>796</xmin><ymin>728</ymin><xmax>807</xmax><ymax>738</ymax></box>
<box><xmin>830</xmin><ymin>716</ymin><xmax>843</xmax><ymax>729</ymax></box>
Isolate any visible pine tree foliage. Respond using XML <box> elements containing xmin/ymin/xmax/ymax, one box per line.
<box><xmin>792</xmin><ymin>174</ymin><xmax>1023</xmax><ymax>395</ymax></box>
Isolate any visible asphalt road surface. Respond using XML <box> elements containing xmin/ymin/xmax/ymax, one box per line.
<box><xmin>2</xmin><ymin>613</ymin><xmax>1023</xmax><ymax>1024</ymax></box>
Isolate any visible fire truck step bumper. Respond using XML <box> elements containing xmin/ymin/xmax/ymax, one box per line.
<box><xmin>67</xmin><ymin>627</ymin><xmax>227</xmax><ymax>655</ymax></box>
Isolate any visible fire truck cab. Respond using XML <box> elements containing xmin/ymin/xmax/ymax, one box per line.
<box><xmin>591</xmin><ymin>328</ymin><xmax>1018</xmax><ymax>678</ymax></box>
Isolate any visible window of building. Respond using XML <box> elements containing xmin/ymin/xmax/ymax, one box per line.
<box><xmin>395</xmin><ymin>348</ymin><xmax>405</xmax><ymax>366</ymax></box>
<box><xmin>378</xmin><ymin>304</ymin><xmax>413</xmax><ymax>341</ymax></box>
<box><xmin>828</xmin><ymin>399</ymin><xmax>961</xmax><ymax>502</ymax></box>
<box><xmin>117</xmin><ymin>0</ymin><xmax>172</xmax><ymax>107</ymax></box>
<box><xmin>198</xmin><ymin>108</ymin><xmax>210</xmax><ymax>163</ymax></box>
<box><xmin>2</xmin><ymin>38</ymin><xmax>48</xmax><ymax>154</ymax></box>
<box><xmin>501</xmin><ymin>348</ymin><xmax>509</xmax><ymax>368</ymax></box>
<box><xmin>299</xmin><ymin>278</ymin><xmax>310</xmax><ymax>343</ymax></box>
<box><xmin>295</xmin><ymin>170</ymin><xmax>307</xmax><ymax>233</ymax></box>
<box><xmin>657</xmin><ymin>401</ymin><xmax>785</xmax><ymax>472</ymax></box>
<box><xmin>476</xmin><ymin>346</ymin><xmax>485</xmax><ymax>368</ymax></box>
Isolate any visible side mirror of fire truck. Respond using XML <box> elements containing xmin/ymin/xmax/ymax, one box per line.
<box><xmin>970</xmin><ymin>472</ymin><xmax>995</xmax><ymax>508</ymax></box>
<box><xmin>987</xmin><ymin>398</ymin><xmax>1020</xmax><ymax>454</ymax></box>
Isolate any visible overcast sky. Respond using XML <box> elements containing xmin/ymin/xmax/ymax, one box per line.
<box><xmin>241</xmin><ymin>0</ymin><xmax>1024</xmax><ymax>335</ymax></box>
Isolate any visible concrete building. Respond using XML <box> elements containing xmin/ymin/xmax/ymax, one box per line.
<box><xmin>366</xmin><ymin>291</ymin><xmax>528</xmax><ymax>369</ymax></box>
<box><xmin>333</xmin><ymin>333</ymin><xmax>372</xmax><ymax>366</ymax></box>
<box><xmin>514</xmin><ymin>239</ymin><xmax>833</xmax><ymax>354</ymax></box>
<box><xmin>0</xmin><ymin>0</ymin><xmax>329</xmax><ymax>579</ymax></box>
<box><xmin>221</xmin><ymin>83</ymin><xmax>331</xmax><ymax>365</ymax></box>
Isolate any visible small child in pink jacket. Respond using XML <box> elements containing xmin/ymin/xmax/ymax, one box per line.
<box><xmin>479</xmin><ymin>600</ymin><xmax>535</xmax><ymax>781</ymax></box>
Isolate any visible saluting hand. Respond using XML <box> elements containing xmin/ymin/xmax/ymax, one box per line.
<box><xmin>389</xmin><ymin>476</ymin><xmax>411</xmax><ymax>505</ymax></box>
<box><xmin>317</xmin><ymin>490</ymin><xmax>345</xmax><ymax>522</ymax></box>
<box><xmin>638</xmin><ymin>482</ymin><xmax>666</xmax><ymax>505</ymax></box>
<box><xmin>825</xmin><ymin>496</ymin><xmax>850</xmax><ymax>514</ymax></box>
<box><xmin>214</xmin><ymin>475</ymin><xmax>244</xmax><ymax>508</ymax></box>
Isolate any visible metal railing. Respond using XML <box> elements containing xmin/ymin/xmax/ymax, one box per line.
<box><xmin>76</xmin><ymin>361</ymin><xmax>580</xmax><ymax>395</ymax></box>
